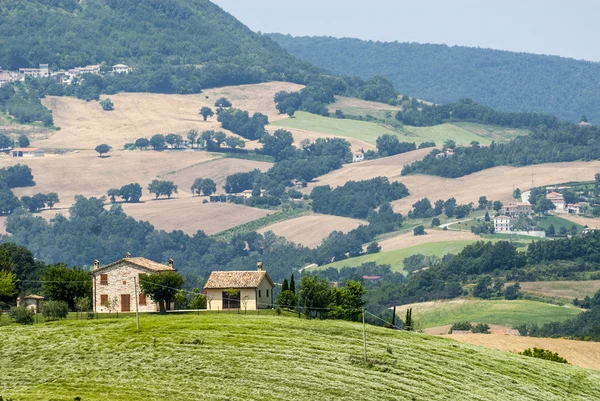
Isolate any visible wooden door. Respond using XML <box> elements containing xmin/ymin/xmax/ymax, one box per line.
<box><xmin>121</xmin><ymin>294</ymin><xmax>131</xmax><ymax>312</ymax></box>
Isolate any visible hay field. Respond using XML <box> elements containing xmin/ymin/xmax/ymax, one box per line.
<box><xmin>515</xmin><ymin>281</ymin><xmax>600</xmax><ymax>300</ymax></box>
<box><xmin>121</xmin><ymin>198</ymin><xmax>272</xmax><ymax>235</ymax></box>
<box><xmin>392</xmin><ymin>161</ymin><xmax>600</xmax><ymax>214</ymax></box>
<box><xmin>395</xmin><ymin>299</ymin><xmax>581</xmax><ymax>329</ymax></box>
<box><xmin>39</xmin><ymin>82</ymin><xmax>303</xmax><ymax>149</ymax></box>
<box><xmin>303</xmin><ymin>147</ymin><xmax>432</xmax><ymax>192</ymax></box>
<box><xmin>0</xmin><ymin>150</ymin><xmax>219</xmax><ymax>203</ymax></box>
<box><xmin>328</xmin><ymin>96</ymin><xmax>403</xmax><ymax>113</ymax></box>
<box><xmin>376</xmin><ymin>229</ymin><xmax>480</xmax><ymax>252</ymax></box>
<box><xmin>446</xmin><ymin>334</ymin><xmax>600</xmax><ymax>371</ymax></box>
<box><xmin>160</xmin><ymin>157</ymin><xmax>273</xmax><ymax>194</ymax></box>
<box><xmin>1</xmin><ymin>313</ymin><xmax>599</xmax><ymax>400</ymax></box>
<box><xmin>266</xmin><ymin>125</ymin><xmax>376</xmax><ymax>151</ymax></box>
<box><xmin>257</xmin><ymin>214</ymin><xmax>365</xmax><ymax>248</ymax></box>
<box><xmin>560</xmin><ymin>213</ymin><xmax>600</xmax><ymax>229</ymax></box>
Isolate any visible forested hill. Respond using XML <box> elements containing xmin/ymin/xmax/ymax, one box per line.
<box><xmin>268</xmin><ymin>34</ymin><xmax>600</xmax><ymax>123</ymax></box>
<box><xmin>0</xmin><ymin>0</ymin><xmax>319</xmax><ymax>90</ymax></box>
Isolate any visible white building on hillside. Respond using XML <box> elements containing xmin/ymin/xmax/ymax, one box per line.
<box><xmin>494</xmin><ymin>215</ymin><xmax>512</xmax><ymax>233</ymax></box>
<box><xmin>112</xmin><ymin>64</ymin><xmax>132</xmax><ymax>74</ymax></box>
<box><xmin>353</xmin><ymin>151</ymin><xmax>364</xmax><ymax>163</ymax></box>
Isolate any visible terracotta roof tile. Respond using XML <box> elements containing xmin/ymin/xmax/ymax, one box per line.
<box><xmin>204</xmin><ymin>270</ymin><xmax>273</xmax><ymax>289</ymax></box>
<box><xmin>92</xmin><ymin>256</ymin><xmax>175</xmax><ymax>274</ymax></box>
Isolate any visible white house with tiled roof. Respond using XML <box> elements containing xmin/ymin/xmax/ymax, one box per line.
<box><xmin>203</xmin><ymin>263</ymin><xmax>274</xmax><ymax>310</ymax></box>
<box><xmin>91</xmin><ymin>253</ymin><xmax>176</xmax><ymax>313</ymax></box>
<box><xmin>493</xmin><ymin>215</ymin><xmax>512</xmax><ymax>233</ymax></box>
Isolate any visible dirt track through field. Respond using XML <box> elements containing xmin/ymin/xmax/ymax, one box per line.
<box><xmin>257</xmin><ymin>214</ymin><xmax>365</xmax><ymax>248</ymax></box>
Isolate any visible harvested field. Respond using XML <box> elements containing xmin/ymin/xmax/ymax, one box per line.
<box><xmin>267</xmin><ymin>125</ymin><xmax>376</xmax><ymax>151</ymax></box>
<box><xmin>328</xmin><ymin>96</ymin><xmax>403</xmax><ymax>113</ymax></box>
<box><xmin>392</xmin><ymin>161</ymin><xmax>600</xmax><ymax>214</ymax></box>
<box><xmin>121</xmin><ymin>198</ymin><xmax>272</xmax><ymax>235</ymax></box>
<box><xmin>303</xmin><ymin>148</ymin><xmax>432</xmax><ymax>192</ymax></box>
<box><xmin>40</xmin><ymin>82</ymin><xmax>303</xmax><ymax>149</ymax></box>
<box><xmin>257</xmin><ymin>214</ymin><xmax>365</xmax><ymax>248</ymax></box>
<box><xmin>446</xmin><ymin>334</ymin><xmax>600</xmax><ymax>371</ymax></box>
<box><xmin>560</xmin><ymin>213</ymin><xmax>600</xmax><ymax>229</ymax></box>
<box><xmin>514</xmin><ymin>281</ymin><xmax>600</xmax><ymax>300</ymax></box>
<box><xmin>376</xmin><ymin>229</ymin><xmax>479</xmax><ymax>252</ymax></box>
<box><xmin>0</xmin><ymin>150</ymin><xmax>220</xmax><ymax>204</ymax></box>
<box><xmin>160</xmin><ymin>157</ymin><xmax>273</xmax><ymax>194</ymax></box>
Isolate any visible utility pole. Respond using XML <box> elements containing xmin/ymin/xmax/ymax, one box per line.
<box><xmin>362</xmin><ymin>308</ymin><xmax>367</xmax><ymax>362</ymax></box>
<box><xmin>133</xmin><ymin>276</ymin><xmax>140</xmax><ymax>330</ymax></box>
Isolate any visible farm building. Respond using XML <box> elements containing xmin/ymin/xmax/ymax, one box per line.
<box><xmin>17</xmin><ymin>295</ymin><xmax>44</xmax><ymax>313</ymax></box>
<box><xmin>352</xmin><ymin>152</ymin><xmax>364</xmax><ymax>163</ymax></box>
<box><xmin>503</xmin><ymin>202</ymin><xmax>532</xmax><ymax>217</ymax></box>
<box><xmin>11</xmin><ymin>148</ymin><xmax>44</xmax><ymax>158</ymax></box>
<box><xmin>90</xmin><ymin>253</ymin><xmax>176</xmax><ymax>313</ymax></box>
<box><xmin>203</xmin><ymin>263</ymin><xmax>274</xmax><ymax>311</ymax></box>
<box><xmin>546</xmin><ymin>191</ymin><xmax>566</xmax><ymax>212</ymax></box>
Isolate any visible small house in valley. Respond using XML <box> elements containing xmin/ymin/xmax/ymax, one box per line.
<box><xmin>90</xmin><ymin>253</ymin><xmax>176</xmax><ymax>313</ymax></box>
<box><xmin>203</xmin><ymin>263</ymin><xmax>274</xmax><ymax>310</ymax></box>
<box><xmin>352</xmin><ymin>152</ymin><xmax>364</xmax><ymax>163</ymax></box>
<box><xmin>17</xmin><ymin>295</ymin><xmax>44</xmax><ymax>313</ymax></box>
<box><xmin>11</xmin><ymin>147</ymin><xmax>44</xmax><ymax>158</ymax></box>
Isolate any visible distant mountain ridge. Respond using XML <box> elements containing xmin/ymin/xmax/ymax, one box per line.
<box><xmin>268</xmin><ymin>34</ymin><xmax>600</xmax><ymax>123</ymax></box>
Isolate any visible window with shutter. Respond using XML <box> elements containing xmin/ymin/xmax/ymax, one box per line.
<box><xmin>139</xmin><ymin>293</ymin><xmax>147</xmax><ymax>306</ymax></box>
<box><xmin>266</xmin><ymin>289</ymin><xmax>269</xmax><ymax>297</ymax></box>
<box><xmin>100</xmin><ymin>274</ymin><xmax>108</xmax><ymax>285</ymax></box>
<box><xmin>101</xmin><ymin>294</ymin><xmax>108</xmax><ymax>306</ymax></box>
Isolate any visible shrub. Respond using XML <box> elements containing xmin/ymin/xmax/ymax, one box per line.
<box><xmin>9</xmin><ymin>305</ymin><xmax>34</xmax><ymax>325</ymax></box>
<box><xmin>472</xmin><ymin>323</ymin><xmax>490</xmax><ymax>334</ymax></box>
<box><xmin>449</xmin><ymin>321</ymin><xmax>473</xmax><ymax>333</ymax></box>
<box><xmin>519</xmin><ymin>348</ymin><xmax>569</xmax><ymax>364</ymax></box>
<box><xmin>42</xmin><ymin>300</ymin><xmax>69</xmax><ymax>320</ymax></box>
<box><xmin>413</xmin><ymin>225</ymin><xmax>426</xmax><ymax>236</ymax></box>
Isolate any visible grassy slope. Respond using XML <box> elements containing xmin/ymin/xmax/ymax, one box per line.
<box><xmin>536</xmin><ymin>215</ymin><xmax>584</xmax><ymax>232</ymax></box>
<box><xmin>397</xmin><ymin>299</ymin><xmax>582</xmax><ymax>329</ymax></box>
<box><xmin>318</xmin><ymin>240</ymin><xmax>479</xmax><ymax>272</ymax></box>
<box><xmin>271</xmin><ymin>111</ymin><xmax>528</xmax><ymax>146</ymax></box>
<box><xmin>516</xmin><ymin>281</ymin><xmax>600</xmax><ymax>300</ymax></box>
<box><xmin>1</xmin><ymin>313</ymin><xmax>599</xmax><ymax>400</ymax></box>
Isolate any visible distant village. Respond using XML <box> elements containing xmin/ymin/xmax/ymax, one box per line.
<box><xmin>0</xmin><ymin>62</ymin><xmax>132</xmax><ymax>87</ymax></box>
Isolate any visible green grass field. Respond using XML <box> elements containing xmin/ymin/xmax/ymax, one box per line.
<box><xmin>318</xmin><ymin>240</ymin><xmax>479</xmax><ymax>272</ymax></box>
<box><xmin>1</xmin><ymin>312</ymin><xmax>599</xmax><ymax>400</ymax></box>
<box><xmin>271</xmin><ymin>112</ymin><xmax>528</xmax><ymax>146</ymax></box>
<box><xmin>536</xmin><ymin>215</ymin><xmax>584</xmax><ymax>233</ymax></box>
<box><xmin>397</xmin><ymin>299</ymin><xmax>582</xmax><ymax>329</ymax></box>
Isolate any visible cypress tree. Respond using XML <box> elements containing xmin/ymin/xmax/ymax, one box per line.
<box><xmin>282</xmin><ymin>278</ymin><xmax>289</xmax><ymax>292</ymax></box>
<box><xmin>391</xmin><ymin>305</ymin><xmax>396</xmax><ymax>327</ymax></box>
<box><xmin>290</xmin><ymin>274</ymin><xmax>295</xmax><ymax>294</ymax></box>
<box><xmin>405</xmin><ymin>308</ymin><xmax>413</xmax><ymax>331</ymax></box>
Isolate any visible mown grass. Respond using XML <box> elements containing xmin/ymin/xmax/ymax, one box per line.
<box><xmin>397</xmin><ymin>299</ymin><xmax>582</xmax><ymax>329</ymax></box>
<box><xmin>516</xmin><ymin>281</ymin><xmax>600</xmax><ymax>300</ymax></box>
<box><xmin>1</xmin><ymin>313</ymin><xmax>599</xmax><ymax>400</ymax></box>
<box><xmin>536</xmin><ymin>215</ymin><xmax>584</xmax><ymax>233</ymax></box>
<box><xmin>318</xmin><ymin>240</ymin><xmax>480</xmax><ymax>272</ymax></box>
<box><xmin>271</xmin><ymin>112</ymin><xmax>528</xmax><ymax>146</ymax></box>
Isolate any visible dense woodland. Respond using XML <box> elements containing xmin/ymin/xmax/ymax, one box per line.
<box><xmin>268</xmin><ymin>34</ymin><xmax>600</xmax><ymax>123</ymax></box>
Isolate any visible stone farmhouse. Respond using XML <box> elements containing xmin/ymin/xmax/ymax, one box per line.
<box><xmin>112</xmin><ymin>64</ymin><xmax>132</xmax><ymax>74</ymax></box>
<box><xmin>19</xmin><ymin>64</ymin><xmax>50</xmax><ymax>78</ymax></box>
<box><xmin>17</xmin><ymin>295</ymin><xmax>44</xmax><ymax>313</ymax></box>
<box><xmin>90</xmin><ymin>253</ymin><xmax>176</xmax><ymax>313</ymax></box>
<box><xmin>546</xmin><ymin>191</ymin><xmax>566</xmax><ymax>212</ymax></box>
<box><xmin>203</xmin><ymin>263</ymin><xmax>274</xmax><ymax>311</ymax></box>
<box><xmin>503</xmin><ymin>202</ymin><xmax>532</xmax><ymax>218</ymax></box>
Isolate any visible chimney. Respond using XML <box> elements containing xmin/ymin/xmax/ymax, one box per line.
<box><xmin>168</xmin><ymin>258</ymin><xmax>174</xmax><ymax>269</ymax></box>
<box><xmin>94</xmin><ymin>259</ymin><xmax>99</xmax><ymax>269</ymax></box>
<box><xmin>257</xmin><ymin>261</ymin><xmax>263</xmax><ymax>271</ymax></box>
<box><xmin>125</xmin><ymin>252</ymin><xmax>131</xmax><ymax>258</ymax></box>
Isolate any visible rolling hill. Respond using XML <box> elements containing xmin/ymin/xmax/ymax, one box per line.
<box><xmin>1</xmin><ymin>313</ymin><xmax>599</xmax><ymax>400</ymax></box>
<box><xmin>268</xmin><ymin>34</ymin><xmax>600</xmax><ymax>123</ymax></box>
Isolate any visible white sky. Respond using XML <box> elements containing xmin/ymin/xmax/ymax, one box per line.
<box><xmin>212</xmin><ymin>0</ymin><xmax>600</xmax><ymax>62</ymax></box>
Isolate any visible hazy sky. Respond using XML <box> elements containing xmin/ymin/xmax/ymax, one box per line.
<box><xmin>212</xmin><ymin>0</ymin><xmax>600</xmax><ymax>62</ymax></box>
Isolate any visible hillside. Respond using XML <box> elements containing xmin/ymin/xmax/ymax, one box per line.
<box><xmin>268</xmin><ymin>34</ymin><xmax>600</xmax><ymax>123</ymax></box>
<box><xmin>0</xmin><ymin>0</ymin><xmax>318</xmax><ymax>90</ymax></box>
<box><xmin>2</xmin><ymin>313</ymin><xmax>599</xmax><ymax>400</ymax></box>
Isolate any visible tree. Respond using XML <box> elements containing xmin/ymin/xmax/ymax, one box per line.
<box><xmin>484</xmin><ymin>211</ymin><xmax>491</xmax><ymax>222</ymax></box>
<box><xmin>260</xmin><ymin>129</ymin><xmax>296</xmax><ymax>160</ymax></box>
<box><xmin>473</xmin><ymin>276</ymin><xmax>492</xmax><ymax>299</ymax></box>
<box><xmin>9</xmin><ymin>305</ymin><xmax>34</xmax><ymax>325</ymax></box>
<box><xmin>546</xmin><ymin>224</ymin><xmax>556</xmax><ymax>237</ymax></box>
<box><xmin>215</xmin><ymin>97</ymin><xmax>232</xmax><ymax>107</ymax></box>
<box><xmin>107</xmin><ymin>188</ymin><xmax>119</xmax><ymax>203</ymax></box>
<box><xmin>0</xmin><ymin>134</ymin><xmax>11</xmax><ymax>150</ymax></box>
<box><xmin>478</xmin><ymin>196</ymin><xmax>488</xmax><ymax>210</ymax></box>
<box><xmin>95</xmin><ymin>144</ymin><xmax>112</xmax><ymax>157</ymax></box>
<box><xmin>504</xmin><ymin>282</ymin><xmax>521</xmax><ymax>300</ymax></box>
<box><xmin>431</xmin><ymin>217</ymin><xmax>441</xmax><ymax>227</ymax></box>
<box><xmin>191</xmin><ymin>178</ymin><xmax>217</xmax><ymax>196</ymax></box>
<box><xmin>535</xmin><ymin>198</ymin><xmax>555</xmax><ymax>215</ymax></box>
<box><xmin>513</xmin><ymin>188</ymin><xmax>521</xmax><ymax>199</ymax></box>
<box><xmin>186</xmin><ymin>130</ymin><xmax>198</xmax><ymax>149</ymax></box>
<box><xmin>148</xmin><ymin>179</ymin><xmax>178</xmax><ymax>199</ymax></box>
<box><xmin>290</xmin><ymin>274</ymin><xmax>296</xmax><ymax>294</ymax></box>
<box><xmin>150</xmin><ymin>134</ymin><xmax>166</xmax><ymax>150</ymax></box>
<box><xmin>0</xmin><ymin>270</ymin><xmax>17</xmax><ymax>303</ymax></box>
<box><xmin>443</xmin><ymin>139</ymin><xmax>456</xmax><ymax>150</ymax></box>
<box><xmin>493</xmin><ymin>201</ymin><xmax>503</xmax><ymax>212</ymax></box>
<box><xmin>223</xmin><ymin>288</ymin><xmax>239</xmax><ymax>310</ymax></box>
<box><xmin>189</xmin><ymin>288</ymin><xmax>207</xmax><ymax>309</ymax></box>
<box><xmin>405</xmin><ymin>308</ymin><xmax>413</xmax><ymax>331</ymax></box>
<box><xmin>41</xmin><ymin>265</ymin><xmax>92</xmax><ymax>309</ymax></box>
<box><xmin>118</xmin><ymin>183</ymin><xmax>143</xmax><ymax>202</ymax></box>
<box><xmin>139</xmin><ymin>271</ymin><xmax>184</xmax><ymax>313</ymax></box>
<box><xmin>413</xmin><ymin>225</ymin><xmax>426</xmax><ymax>236</ymax></box>
<box><xmin>200</xmin><ymin>106</ymin><xmax>214</xmax><ymax>121</ymax></box>
<box><xmin>224</xmin><ymin>136</ymin><xmax>245</xmax><ymax>149</ymax></box>
<box><xmin>214</xmin><ymin>131</ymin><xmax>227</xmax><ymax>147</ymax></box>
<box><xmin>100</xmin><ymin>98</ymin><xmax>114</xmax><ymax>111</ymax></box>
<box><xmin>281</xmin><ymin>278</ymin><xmax>289</xmax><ymax>292</ymax></box>
<box><xmin>18</xmin><ymin>134</ymin><xmax>30</xmax><ymax>148</ymax></box>
<box><xmin>299</xmin><ymin>275</ymin><xmax>330</xmax><ymax>317</ymax></box>
<box><xmin>42</xmin><ymin>300</ymin><xmax>69</xmax><ymax>320</ymax></box>
<box><xmin>366</xmin><ymin>242</ymin><xmax>381</xmax><ymax>254</ymax></box>
<box><xmin>45</xmin><ymin>193</ymin><xmax>59</xmax><ymax>208</ymax></box>
<box><xmin>286</xmin><ymin>108</ymin><xmax>295</xmax><ymax>118</ymax></box>
<box><xmin>276</xmin><ymin>290</ymin><xmax>297</xmax><ymax>309</ymax></box>
<box><xmin>135</xmin><ymin>138</ymin><xmax>150</xmax><ymax>149</ymax></box>
<box><xmin>74</xmin><ymin>296</ymin><xmax>90</xmax><ymax>319</ymax></box>
<box><xmin>165</xmin><ymin>133</ymin><xmax>182</xmax><ymax>148</ymax></box>
<box><xmin>444</xmin><ymin>198</ymin><xmax>457</xmax><ymax>218</ymax></box>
